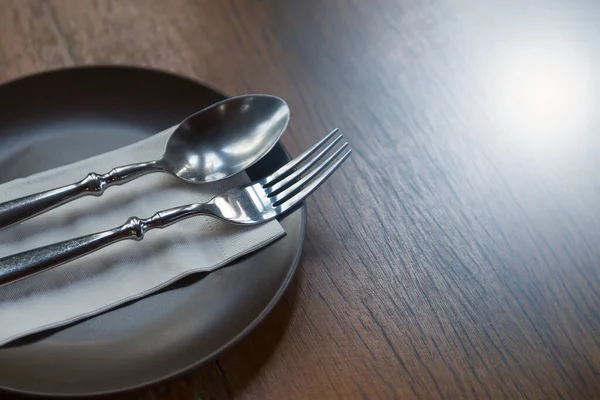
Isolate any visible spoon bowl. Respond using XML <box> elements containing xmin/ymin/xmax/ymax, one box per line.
<box><xmin>159</xmin><ymin>94</ymin><xmax>290</xmax><ymax>182</ymax></box>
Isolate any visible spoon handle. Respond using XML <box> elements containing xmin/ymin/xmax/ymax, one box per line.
<box><xmin>0</xmin><ymin>161</ymin><xmax>161</xmax><ymax>230</ymax></box>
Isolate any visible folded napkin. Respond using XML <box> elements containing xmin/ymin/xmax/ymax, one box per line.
<box><xmin>0</xmin><ymin>126</ymin><xmax>285</xmax><ymax>346</ymax></box>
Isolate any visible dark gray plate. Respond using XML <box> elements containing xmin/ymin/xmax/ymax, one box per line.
<box><xmin>0</xmin><ymin>66</ymin><xmax>305</xmax><ymax>397</ymax></box>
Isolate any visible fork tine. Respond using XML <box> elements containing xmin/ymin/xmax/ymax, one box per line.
<box><xmin>264</xmin><ymin>128</ymin><xmax>340</xmax><ymax>186</ymax></box>
<box><xmin>268</xmin><ymin>139</ymin><xmax>347</xmax><ymax>197</ymax></box>
<box><xmin>274</xmin><ymin>147</ymin><xmax>351</xmax><ymax>211</ymax></box>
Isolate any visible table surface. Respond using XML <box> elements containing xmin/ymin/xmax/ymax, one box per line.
<box><xmin>2</xmin><ymin>0</ymin><xmax>600</xmax><ymax>399</ymax></box>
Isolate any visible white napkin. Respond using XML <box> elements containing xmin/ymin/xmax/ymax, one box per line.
<box><xmin>0</xmin><ymin>126</ymin><xmax>285</xmax><ymax>346</ymax></box>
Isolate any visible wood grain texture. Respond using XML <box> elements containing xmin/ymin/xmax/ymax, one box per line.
<box><xmin>2</xmin><ymin>0</ymin><xmax>600</xmax><ymax>398</ymax></box>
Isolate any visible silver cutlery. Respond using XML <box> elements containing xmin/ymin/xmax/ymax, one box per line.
<box><xmin>0</xmin><ymin>129</ymin><xmax>351</xmax><ymax>286</ymax></box>
<box><xmin>0</xmin><ymin>94</ymin><xmax>290</xmax><ymax>230</ymax></box>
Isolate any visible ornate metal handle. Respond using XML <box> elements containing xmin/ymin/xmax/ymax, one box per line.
<box><xmin>0</xmin><ymin>161</ymin><xmax>162</xmax><ymax>230</ymax></box>
<box><xmin>0</xmin><ymin>202</ymin><xmax>214</xmax><ymax>286</ymax></box>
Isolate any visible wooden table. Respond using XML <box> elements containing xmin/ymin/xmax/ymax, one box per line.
<box><xmin>2</xmin><ymin>0</ymin><xmax>600</xmax><ymax>399</ymax></box>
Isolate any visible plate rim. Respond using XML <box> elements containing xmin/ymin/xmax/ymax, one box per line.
<box><xmin>0</xmin><ymin>65</ymin><xmax>306</xmax><ymax>397</ymax></box>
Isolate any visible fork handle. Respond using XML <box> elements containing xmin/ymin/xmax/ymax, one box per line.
<box><xmin>0</xmin><ymin>161</ymin><xmax>162</xmax><ymax>231</ymax></box>
<box><xmin>0</xmin><ymin>202</ymin><xmax>214</xmax><ymax>286</ymax></box>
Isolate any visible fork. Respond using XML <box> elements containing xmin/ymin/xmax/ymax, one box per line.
<box><xmin>0</xmin><ymin>129</ymin><xmax>351</xmax><ymax>286</ymax></box>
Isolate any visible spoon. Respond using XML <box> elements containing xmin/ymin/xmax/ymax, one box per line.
<box><xmin>0</xmin><ymin>94</ymin><xmax>290</xmax><ymax>230</ymax></box>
